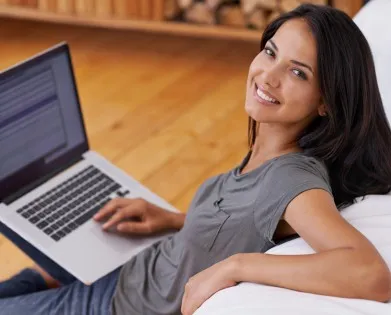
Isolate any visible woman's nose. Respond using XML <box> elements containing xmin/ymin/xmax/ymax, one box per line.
<box><xmin>262</xmin><ymin>66</ymin><xmax>280</xmax><ymax>88</ymax></box>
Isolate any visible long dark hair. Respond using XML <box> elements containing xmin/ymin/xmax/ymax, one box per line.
<box><xmin>248</xmin><ymin>4</ymin><xmax>391</xmax><ymax>209</ymax></box>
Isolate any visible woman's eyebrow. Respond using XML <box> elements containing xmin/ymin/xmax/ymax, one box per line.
<box><xmin>269</xmin><ymin>39</ymin><xmax>279</xmax><ymax>52</ymax></box>
<box><xmin>269</xmin><ymin>39</ymin><xmax>314</xmax><ymax>75</ymax></box>
<box><xmin>291</xmin><ymin>60</ymin><xmax>314</xmax><ymax>75</ymax></box>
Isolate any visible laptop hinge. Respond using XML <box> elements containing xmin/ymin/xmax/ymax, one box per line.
<box><xmin>3</xmin><ymin>156</ymin><xmax>84</xmax><ymax>206</ymax></box>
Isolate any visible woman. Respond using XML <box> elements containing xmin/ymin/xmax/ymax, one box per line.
<box><xmin>1</xmin><ymin>3</ymin><xmax>391</xmax><ymax>315</ymax></box>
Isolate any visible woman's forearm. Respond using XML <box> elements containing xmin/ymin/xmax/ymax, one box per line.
<box><xmin>231</xmin><ymin>249</ymin><xmax>391</xmax><ymax>302</ymax></box>
<box><xmin>166</xmin><ymin>211</ymin><xmax>186</xmax><ymax>230</ymax></box>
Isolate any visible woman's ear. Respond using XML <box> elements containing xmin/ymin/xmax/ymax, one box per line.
<box><xmin>317</xmin><ymin>102</ymin><xmax>327</xmax><ymax>117</ymax></box>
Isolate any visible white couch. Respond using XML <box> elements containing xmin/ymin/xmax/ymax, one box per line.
<box><xmin>195</xmin><ymin>1</ymin><xmax>391</xmax><ymax>314</ymax></box>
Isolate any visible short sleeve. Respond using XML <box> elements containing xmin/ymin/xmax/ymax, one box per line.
<box><xmin>256</xmin><ymin>155</ymin><xmax>333</xmax><ymax>245</ymax></box>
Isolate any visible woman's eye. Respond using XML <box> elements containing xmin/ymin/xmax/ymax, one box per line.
<box><xmin>292</xmin><ymin>69</ymin><xmax>307</xmax><ymax>80</ymax></box>
<box><xmin>264</xmin><ymin>47</ymin><xmax>275</xmax><ymax>57</ymax></box>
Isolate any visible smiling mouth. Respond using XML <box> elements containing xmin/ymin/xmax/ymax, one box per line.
<box><xmin>254</xmin><ymin>83</ymin><xmax>280</xmax><ymax>104</ymax></box>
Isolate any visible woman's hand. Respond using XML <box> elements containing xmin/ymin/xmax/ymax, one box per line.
<box><xmin>181</xmin><ymin>256</ymin><xmax>239</xmax><ymax>315</ymax></box>
<box><xmin>93</xmin><ymin>197</ymin><xmax>184</xmax><ymax>235</ymax></box>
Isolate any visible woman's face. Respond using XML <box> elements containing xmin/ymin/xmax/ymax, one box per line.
<box><xmin>245</xmin><ymin>19</ymin><xmax>325</xmax><ymax>126</ymax></box>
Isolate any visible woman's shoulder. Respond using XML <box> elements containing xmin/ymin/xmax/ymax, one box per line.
<box><xmin>272</xmin><ymin>151</ymin><xmax>327</xmax><ymax>170</ymax></box>
<box><xmin>267</xmin><ymin>152</ymin><xmax>331</xmax><ymax>189</ymax></box>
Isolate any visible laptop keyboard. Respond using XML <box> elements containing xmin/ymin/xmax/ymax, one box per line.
<box><xmin>15</xmin><ymin>165</ymin><xmax>127</xmax><ymax>242</ymax></box>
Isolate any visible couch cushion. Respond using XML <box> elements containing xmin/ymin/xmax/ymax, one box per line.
<box><xmin>353</xmin><ymin>0</ymin><xmax>391</xmax><ymax>122</ymax></box>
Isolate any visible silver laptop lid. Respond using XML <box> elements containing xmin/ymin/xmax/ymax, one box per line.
<box><xmin>0</xmin><ymin>42</ymin><xmax>89</xmax><ymax>204</ymax></box>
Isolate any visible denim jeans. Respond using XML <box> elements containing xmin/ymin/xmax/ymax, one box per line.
<box><xmin>0</xmin><ymin>222</ymin><xmax>120</xmax><ymax>314</ymax></box>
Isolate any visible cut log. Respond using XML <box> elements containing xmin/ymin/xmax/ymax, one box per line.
<box><xmin>280</xmin><ymin>0</ymin><xmax>327</xmax><ymax>12</ymax></box>
<box><xmin>267</xmin><ymin>9</ymin><xmax>281</xmax><ymax>24</ymax></box>
<box><xmin>217</xmin><ymin>5</ymin><xmax>246</xmax><ymax>27</ymax></box>
<box><xmin>241</xmin><ymin>0</ymin><xmax>259</xmax><ymax>15</ymax></box>
<box><xmin>206</xmin><ymin>0</ymin><xmax>225</xmax><ymax>10</ymax></box>
<box><xmin>308</xmin><ymin>0</ymin><xmax>328</xmax><ymax>5</ymax></box>
<box><xmin>178</xmin><ymin>0</ymin><xmax>194</xmax><ymax>10</ymax></box>
<box><xmin>257</xmin><ymin>0</ymin><xmax>279</xmax><ymax>11</ymax></box>
<box><xmin>184</xmin><ymin>2</ymin><xmax>215</xmax><ymax>25</ymax></box>
<box><xmin>164</xmin><ymin>0</ymin><xmax>181</xmax><ymax>19</ymax></box>
<box><xmin>241</xmin><ymin>0</ymin><xmax>279</xmax><ymax>14</ymax></box>
<box><xmin>247</xmin><ymin>7</ymin><xmax>268</xmax><ymax>30</ymax></box>
<box><xmin>280</xmin><ymin>0</ymin><xmax>301</xmax><ymax>12</ymax></box>
<box><xmin>332</xmin><ymin>0</ymin><xmax>362</xmax><ymax>17</ymax></box>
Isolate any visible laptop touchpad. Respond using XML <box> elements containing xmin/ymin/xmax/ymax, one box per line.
<box><xmin>90</xmin><ymin>224</ymin><xmax>152</xmax><ymax>254</ymax></box>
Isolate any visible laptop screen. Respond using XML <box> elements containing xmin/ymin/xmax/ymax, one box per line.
<box><xmin>0</xmin><ymin>43</ymin><xmax>89</xmax><ymax>203</ymax></box>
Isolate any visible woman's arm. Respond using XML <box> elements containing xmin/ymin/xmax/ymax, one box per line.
<box><xmin>232</xmin><ymin>249</ymin><xmax>390</xmax><ymax>302</ymax></box>
<box><xmin>166</xmin><ymin>210</ymin><xmax>186</xmax><ymax>230</ymax></box>
<box><xmin>232</xmin><ymin>189</ymin><xmax>391</xmax><ymax>302</ymax></box>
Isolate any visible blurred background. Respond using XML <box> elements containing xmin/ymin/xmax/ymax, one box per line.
<box><xmin>0</xmin><ymin>0</ymin><xmax>365</xmax><ymax>279</ymax></box>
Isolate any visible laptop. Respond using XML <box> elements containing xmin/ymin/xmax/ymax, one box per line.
<box><xmin>0</xmin><ymin>42</ymin><xmax>179</xmax><ymax>284</ymax></box>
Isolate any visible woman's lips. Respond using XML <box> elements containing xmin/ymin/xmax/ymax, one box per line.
<box><xmin>253</xmin><ymin>83</ymin><xmax>281</xmax><ymax>106</ymax></box>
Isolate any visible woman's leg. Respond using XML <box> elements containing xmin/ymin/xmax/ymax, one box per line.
<box><xmin>0</xmin><ymin>268</ymin><xmax>48</xmax><ymax>298</ymax></box>
<box><xmin>0</xmin><ymin>267</ymin><xmax>120</xmax><ymax>315</ymax></box>
<box><xmin>0</xmin><ymin>221</ymin><xmax>76</xmax><ymax>285</ymax></box>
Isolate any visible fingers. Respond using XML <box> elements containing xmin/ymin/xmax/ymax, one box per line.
<box><xmin>93</xmin><ymin>198</ymin><xmax>130</xmax><ymax>221</ymax></box>
<box><xmin>117</xmin><ymin>221</ymin><xmax>153</xmax><ymax>235</ymax></box>
<box><xmin>101</xmin><ymin>205</ymin><xmax>142</xmax><ymax>231</ymax></box>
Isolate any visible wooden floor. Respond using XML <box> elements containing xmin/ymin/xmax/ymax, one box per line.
<box><xmin>0</xmin><ymin>18</ymin><xmax>259</xmax><ymax>280</ymax></box>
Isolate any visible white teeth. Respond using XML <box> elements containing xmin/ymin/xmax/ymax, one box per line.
<box><xmin>256</xmin><ymin>88</ymin><xmax>277</xmax><ymax>103</ymax></box>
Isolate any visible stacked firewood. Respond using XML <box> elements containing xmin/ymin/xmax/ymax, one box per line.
<box><xmin>177</xmin><ymin>0</ymin><xmax>328</xmax><ymax>29</ymax></box>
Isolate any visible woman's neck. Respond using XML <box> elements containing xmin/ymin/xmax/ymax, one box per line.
<box><xmin>250</xmin><ymin>123</ymin><xmax>303</xmax><ymax>164</ymax></box>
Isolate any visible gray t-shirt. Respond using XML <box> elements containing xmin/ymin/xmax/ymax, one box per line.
<box><xmin>111</xmin><ymin>151</ymin><xmax>333</xmax><ymax>315</ymax></box>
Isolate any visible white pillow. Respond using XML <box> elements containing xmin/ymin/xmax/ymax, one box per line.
<box><xmin>353</xmin><ymin>0</ymin><xmax>391</xmax><ymax>121</ymax></box>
